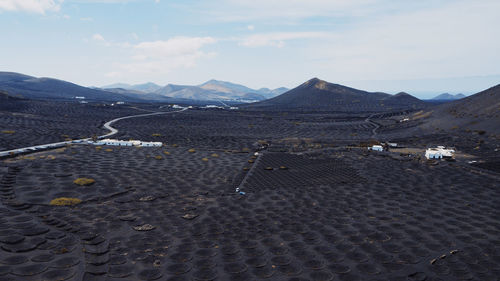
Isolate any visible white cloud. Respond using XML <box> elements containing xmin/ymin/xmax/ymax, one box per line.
<box><xmin>306</xmin><ymin>0</ymin><xmax>500</xmax><ymax>81</ymax></box>
<box><xmin>247</xmin><ymin>25</ymin><xmax>254</xmax><ymax>31</ymax></box>
<box><xmin>111</xmin><ymin>37</ymin><xmax>217</xmax><ymax>76</ymax></box>
<box><xmin>239</xmin><ymin>31</ymin><xmax>327</xmax><ymax>48</ymax></box>
<box><xmin>92</xmin><ymin>33</ymin><xmax>105</xmax><ymax>41</ymax></box>
<box><xmin>200</xmin><ymin>0</ymin><xmax>382</xmax><ymax>22</ymax></box>
<box><xmin>0</xmin><ymin>0</ymin><xmax>62</xmax><ymax>14</ymax></box>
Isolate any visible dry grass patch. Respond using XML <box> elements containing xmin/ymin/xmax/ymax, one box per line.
<box><xmin>188</xmin><ymin>148</ymin><xmax>196</xmax><ymax>153</ymax></box>
<box><xmin>73</xmin><ymin>178</ymin><xmax>95</xmax><ymax>186</ymax></box>
<box><xmin>2</xmin><ymin>130</ymin><xmax>15</xmax><ymax>134</ymax></box>
<box><xmin>50</xmin><ymin>197</ymin><xmax>82</xmax><ymax>206</ymax></box>
<box><xmin>202</xmin><ymin>158</ymin><xmax>209</xmax><ymax>162</ymax></box>
<box><xmin>412</xmin><ymin>110</ymin><xmax>433</xmax><ymax>120</ymax></box>
<box><xmin>154</xmin><ymin>155</ymin><xmax>163</xmax><ymax>160</ymax></box>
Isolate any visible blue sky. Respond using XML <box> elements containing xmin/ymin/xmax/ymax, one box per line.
<box><xmin>1</xmin><ymin>0</ymin><xmax>499</xmax><ymax>98</ymax></box>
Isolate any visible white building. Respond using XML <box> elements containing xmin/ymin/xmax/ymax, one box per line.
<box><xmin>425</xmin><ymin>146</ymin><xmax>455</xmax><ymax>159</ymax></box>
<box><xmin>369</xmin><ymin>145</ymin><xmax>383</xmax><ymax>151</ymax></box>
<box><xmin>91</xmin><ymin>139</ymin><xmax>162</xmax><ymax>147</ymax></box>
<box><xmin>172</xmin><ymin>105</ymin><xmax>184</xmax><ymax>109</ymax></box>
<box><xmin>204</xmin><ymin>105</ymin><xmax>223</xmax><ymax>109</ymax></box>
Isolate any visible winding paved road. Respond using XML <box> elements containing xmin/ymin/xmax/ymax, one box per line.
<box><xmin>365</xmin><ymin>114</ymin><xmax>380</xmax><ymax>138</ymax></box>
<box><xmin>0</xmin><ymin>107</ymin><xmax>188</xmax><ymax>158</ymax></box>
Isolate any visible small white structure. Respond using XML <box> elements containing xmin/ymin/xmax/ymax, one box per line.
<box><xmin>91</xmin><ymin>139</ymin><xmax>162</xmax><ymax>147</ymax></box>
<box><xmin>229</xmin><ymin>107</ymin><xmax>239</xmax><ymax>110</ymax></box>
<box><xmin>400</xmin><ymin>118</ymin><xmax>410</xmax><ymax>123</ymax></box>
<box><xmin>387</xmin><ymin>142</ymin><xmax>398</xmax><ymax>148</ymax></box>
<box><xmin>204</xmin><ymin>105</ymin><xmax>223</xmax><ymax>109</ymax></box>
<box><xmin>172</xmin><ymin>105</ymin><xmax>184</xmax><ymax>109</ymax></box>
<box><xmin>116</xmin><ymin>101</ymin><xmax>125</xmax><ymax>105</ymax></box>
<box><xmin>79</xmin><ymin>101</ymin><xmax>88</xmax><ymax>104</ymax></box>
<box><xmin>425</xmin><ymin>146</ymin><xmax>455</xmax><ymax>159</ymax></box>
<box><xmin>369</xmin><ymin>145</ymin><xmax>383</xmax><ymax>151</ymax></box>
<box><xmin>75</xmin><ymin>96</ymin><xmax>86</xmax><ymax>99</ymax></box>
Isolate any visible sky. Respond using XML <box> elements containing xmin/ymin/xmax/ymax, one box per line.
<box><xmin>0</xmin><ymin>0</ymin><xmax>499</xmax><ymax>98</ymax></box>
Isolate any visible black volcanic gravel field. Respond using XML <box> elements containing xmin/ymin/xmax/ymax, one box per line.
<box><xmin>0</xmin><ymin>103</ymin><xmax>499</xmax><ymax>280</ymax></box>
<box><xmin>0</xmin><ymin>100</ymin><xmax>163</xmax><ymax>151</ymax></box>
<box><xmin>112</xmin><ymin>110</ymin><xmax>378</xmax><ymax>150</ymax></box>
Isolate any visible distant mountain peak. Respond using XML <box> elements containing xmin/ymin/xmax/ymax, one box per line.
<box><xmin>244</xmin><ymin>77</ymin><xmax>428</xmax><ymax>111</ymax></box>
<box><xmin>394</xmin><ymin>92</ymin><xmax>411</xmax><ymax>97</ymax></box>
<box><xmin>432</xmin><ymin>93</ymin><xmax>467</xmax><ymax>100</ymax></box>
<box><xmin>302</xmin><ymin>77</ymin><xmax>323</xmax><ymax>87</ymax></box>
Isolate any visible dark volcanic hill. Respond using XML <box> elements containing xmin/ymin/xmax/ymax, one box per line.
<box><xmin>419</xmin><ymin>84</ymin><xmax>500</xmax><ymax>134</ymax></box>
<box><xmin>0</xmin><ymin>72</ymin><xmax>140</xmax><ymax>102</ymax></box>
<box><xmin>244</xmin><ymin>78</ymin><xmax>428</xmax><ymax>111</ymax></box>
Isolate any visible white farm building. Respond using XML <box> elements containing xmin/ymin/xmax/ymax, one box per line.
<box><xmin>425</xmin><ymin>146</ymin><xmax>455</xmax><ymax>159</ymax></box>
<box><xmin>91</xmin><ymin>139</ymin><xmax>162</xmax><ymax>147</ymax></box>
<box><xmin>368</xmin><ymin>145</ymin><xmax>384</xmax><ymax>151</ymax></box>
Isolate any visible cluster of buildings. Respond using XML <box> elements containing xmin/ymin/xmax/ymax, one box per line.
<box><xmin>425</xmin><ymin>146</ymin><xmax>455</xmax><ymax>159</ymax></box>
<box><xmin>368</xmin><ymin>143</ymin><xmax>455</xmax><ymax>160</ymax></box>
<box><xmin>90</xmin><ymin>139</ymin><xmax>162</xmax><ymax>147</ymax></box>
<box><xmin>368</xmin><ymin>142</ymin><xmax>398</xmax><ymax>151</ymax></box>
<box><xmin>169</xmin><ymin>104</ymin><xmax>238</xmax><ymax>110</ymax></box>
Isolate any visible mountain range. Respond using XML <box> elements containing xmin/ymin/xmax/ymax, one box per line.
<box><xmin>103</xmin><ymin>79</ymin><xmax>288</xmax><ymax>102</ymax></box>
<box><xmin>102</xmin><ymin>82</ymin><xmax>163</xmax><ymax>93</ymax></box>
<box><xmin>0</xmin><ymin>72</ymin><xmax>287</xmax><ymax>103</ymax></box>
<box><xmin>2</xmin><ymin>72</ymin><xmax>497</xmax><ymax>128</ymax></box>
<box><xmin>432</xmin><ymin>93</ymin><xmax>466</xmax><ymax>100</ymax></box>
<box><xmin>243</xmin><ymin>78</ymin><xmax>429</xmax><ymax>112</ymax></box>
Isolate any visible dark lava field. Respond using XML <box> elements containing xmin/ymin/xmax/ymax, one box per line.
<box><xmin>0</xmin><ymin>100</ymin><xmax>499</xmax><ymax>281</ymax></box>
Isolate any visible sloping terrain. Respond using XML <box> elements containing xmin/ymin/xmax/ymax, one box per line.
<box><xmin>244</xmin><ymin>78</ymin><xmax>429</xmax><ymax>112</ymax></box>
<box><xmin>0</xmin><ymin>100</ymin><xmax>499</xmax><ymax>280</ymax></box>
<box><xmin>102</xmin><ymin>88</ymin><xmax>173</xmax><ymax>102</ymax></box>
<box><xmin>419</xmin><ymin>84</ymin><xmax>500</xmax><ymax>134</ymax></box>
<box><xmin>103</xmin><ymin>82</ymin><xmax>162</xmax><ymax>93</ymax></box>
<box><xmin>0</xmin><ymin>72</ymin><xmax>137</xmax><ymax>102</ymax></box>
